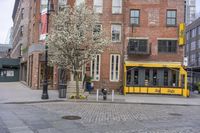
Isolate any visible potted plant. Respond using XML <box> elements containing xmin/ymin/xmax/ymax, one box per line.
<box><xmin>196</xmin><ymin>82</ymin><xmax>200</xmax><ymax>94</ymax></box>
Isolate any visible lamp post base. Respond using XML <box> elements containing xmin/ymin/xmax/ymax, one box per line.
<box><xmin>41</xmin><ymin>93</ymin><xmax>49</xmax><ymax>99</ymax></box>
<box><xmin>42</xmin><ymin>83</ymin><xmax>49</xmax><ymax>99</ymax></box>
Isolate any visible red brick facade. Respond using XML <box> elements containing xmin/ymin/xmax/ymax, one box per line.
<box><xmin>21</xmin><ymin>0</ymin><xmax>185</xmax><ymax>91</ymax></box>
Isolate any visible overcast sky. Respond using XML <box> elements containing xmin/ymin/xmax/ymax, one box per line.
<box><xmin>0</xmin><ymin>0</ymin><xmax>14</xmax><ymax>44</ymax></box>
<box><xmin>0</xmin><ymin>0</ymin><xmax>200</xmax><ymax>44</ymax></box>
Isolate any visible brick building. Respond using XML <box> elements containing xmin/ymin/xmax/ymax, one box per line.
<box><xmin>13</xmin><ymin>0</ymin><xmax>189</xmax><ymax>97</ymax></box>
<box><xmin>123</xmin><ymin>0</ymin><xmax>189</xmax><ymax>97</ymax></box>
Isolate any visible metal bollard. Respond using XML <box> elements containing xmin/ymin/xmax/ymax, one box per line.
<box><xmin>112</xmin><ymin>90</ymin><xmax>114</xmax><ymax>102</ymax></box>
<box><xmin>96</xmin><ymin>89</ymin><xmax>99</xmax><ymax>101</ymax></box>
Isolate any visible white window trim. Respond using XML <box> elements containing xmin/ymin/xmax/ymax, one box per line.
<box><xmin>90</xmin><ymin>54</ymin><xmax>101</xmax><ymax>81</ymax></box>
<box><xmin>76</xmin><ymin>0</ymin><xmax>85</xmax><ymax>6</ymax></box>
<box><xmin>93</xmin><ymin>0</ymin><xmax>103</xmax><ymax>13</ymax></box>
<box><xmin>112</xmin><ymin>0</ymin><xmax>122</xmax><ymax>14</ymax></box>
<box><xmin>111</xmin><ymin>24</ymin><xmax>122</xmax><ymax>43</ymax></box>
<box><xmin>110</xmin><ymin>54</ymin><xmax>120</xmax><ymax>82</ymax></box>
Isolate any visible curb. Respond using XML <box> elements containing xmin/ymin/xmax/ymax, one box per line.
<box><xmin>4</xmin><ymin>99</ymin><xmax>200</xmax><ymax>107</ymax></box>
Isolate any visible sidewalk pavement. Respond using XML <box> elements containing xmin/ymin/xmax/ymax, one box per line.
<box><xmin>1</xmin><ymin>82</ymin><xmax>200</xmax><ymax>106</ymax></box>
<box><xmin>0</xmin><ymin>82</ymin><xmax>67</xmax><ymax>104</ymax></box>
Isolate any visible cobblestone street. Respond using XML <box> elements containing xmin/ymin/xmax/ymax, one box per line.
<box><xmin>0</xmin><ymin>102</ymin><xmax>200</xmax><ymax>133</ymax></box>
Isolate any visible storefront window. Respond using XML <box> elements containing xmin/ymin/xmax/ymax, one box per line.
<box><xmin>134</xmin><ymin>69</ymin><xmax>138</xmax><ymax>85</ymax></box>
<box><xmin>164</xmin><ymin>69</ymin><xmax>168</xmax><ymax>86</ymax></box>
<box><xmin>153</xmin><ymin>69</ymin><xmax>157</xmax><ymax>86</ymax></box>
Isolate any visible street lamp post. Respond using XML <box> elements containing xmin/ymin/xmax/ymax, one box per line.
<box><xmin>41</xmin><ymin>0</ymin><xmax>50</xmax><ymax>99</ymax></box>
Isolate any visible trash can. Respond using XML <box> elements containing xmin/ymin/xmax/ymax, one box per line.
<box><xmin>59</xmin><ymin>84</ymin><xmax>67</xmax><ymax>98</ymax></box>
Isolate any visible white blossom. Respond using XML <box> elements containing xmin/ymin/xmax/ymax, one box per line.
<box><xmin>47</xmin><ymin>4</ymin><xmax>110</xmax><ymax>98</ymax></box>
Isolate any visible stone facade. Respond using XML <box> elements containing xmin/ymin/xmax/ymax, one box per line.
<box><xmin>11</xmin><ymin>0</ymin><xmax>31</xmax><ymax>82</ymax></box>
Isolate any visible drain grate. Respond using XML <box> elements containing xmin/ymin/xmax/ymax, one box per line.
<box><xmin>62</xmin><ymin>116</ymin><xmax>81</xmax><ymax>120</ymax></box>
<box><xmin>168</xmin><ymin>113</ymin><xmax>182</xmax><ymax>116</ymax></box>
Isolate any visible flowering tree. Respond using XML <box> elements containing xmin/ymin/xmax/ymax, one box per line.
<box><xmin>47</xmin><ymin>4</ymin><xmax>110</xmax><ymax>98</ymax></box>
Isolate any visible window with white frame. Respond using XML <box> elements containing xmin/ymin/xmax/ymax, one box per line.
<box><xmin>111</xmin><ymin>24</ymin><xmax>121</xmax><ymax>42</ymax></box>
<box><xmin>93</xmin><ymin>0</ymin><xmax>103</xmax><ymax>13</ymax></box>
<box><xmin>58</xmin><ymin>0</ymin><xmax>67</xmax><ymax>11</ymax></box>
<box><xmin>166</xmin><ymin>10</ymin><xmax>177</xmax><ymax>26</ymax></box>
<box><xmin>112</xmin><ymin>0</ymin><xmax>122</xmax><ymax>14</ymax></box>
<box><xmin>130</xmin><ymin>9</ymin><xmax>140</xmax><ymax>25</ymax></box>
<box><xmin>40</xmin><ymin>0</ymin><xmax>48</xmax><ymax>13</ymax></box>
<box><xmin>91</xmin><ymin>54</ymin><xmax>101</xmax><ymax>81</ymax></box>
<box><xmin>76</xmin><ymin>0</ymin><xmax>85</xmax><ymax>6</ymax></box>
<box><xmin>110</xmin><ymin>54</ymin><xmax>120</xmax><ymax>81</ymax></box>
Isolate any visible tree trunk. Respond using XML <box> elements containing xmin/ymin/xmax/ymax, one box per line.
<box><xmin>75</xmin><ymin>71</ymin><xmax>80</xmax><ymax>99</ymax></box>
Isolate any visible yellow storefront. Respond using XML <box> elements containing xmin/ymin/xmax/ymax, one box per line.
<box><xmin>124</xmin><ymin>61</ymin><xmax>189</xmax><ymax>97</ymax></box>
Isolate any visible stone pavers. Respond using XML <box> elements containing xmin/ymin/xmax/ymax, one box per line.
<box><xmin>0</xmin><ymin>102</ymin><xmax>200</xmax><ymax>133</ymax></box>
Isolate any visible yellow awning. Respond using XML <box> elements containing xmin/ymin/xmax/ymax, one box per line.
<box><xmin>125</xmin><ymin>61</ymin><xmax>182</xmax><ymax>68</ymax></box>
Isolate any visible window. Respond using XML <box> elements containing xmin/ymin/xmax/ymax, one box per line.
<box><xmin>76</xmin><ymin>0</ymin><xmax>85</xmax><ymax>6</ymax></box>
<box><xmin>158</xmin><ymin>40</ymin><xmax>177</xmax><ymax>53</ymax></box>
<box><xmin>33</xmin><ymin>0</ymin><xmax>36</xmax><ymax>15</ymax></box>
<box><xmin>198</xmin><ymin>26</ymin><xmax>200</xmax><ymax>35</ymax></box>
<box><xmin>130</xmin><ymin>10</ymin><xmax>140</xmax><ymax>25</ymax></box>
<box><xmin>198</xmin><ymin>40</ymin><xmax>200</xmax><ymax>49</ymax></box>
<box><xmin>128</xmin><ymin>39</ymin><xmax>148</xmax><ymax>53</ymax></box>
<box><xmin>166</xmin><ymin>10</ymin><xmax>177</xmax><ymax>26</ymax></box>
<box><xmin>93</xmin><ymin>24</ymin><xmax>102</xmax><ymax>40</ymax></box>
<box><xmin>21</xmin><ymin>8</ymin><xmax>24</xmax><ymax>19</ymax></box>
<box><xmin>91</xmin><ymin>54</ymin><xmax>101</xmax><ymax>81</ymax></box>
<box><xmin>145</xmin><ymin>69</ymin><xmax>150</xmax><ymax>86</ymax></box>
<box><xmin>186</xmin><ymin>43</ymin><xmax>190</xmax><ymax>53</ymax></box>
<box><xmin>110</xmin><ymin>54</ymin><xmax>120</xmax><ymax>81</ymax></box>
<box><xmin>190</xmin><ymin>54</ymin><xmax>196</xmax><ymax>65</ymax></box>
<box><xmin>20</xmin><ymin>26</ymin><xmax>24</xmax><ymax>37</ymax></box>
<box><xmin>93</xmin><ymin>0</ymin><xmax>103</xmax><ymax>13</ymax></box>
<box><xmin>191</xmin><ymin>41</ymin><xmax>196</xmax><ymax>50</ymax></box>
<box><xmin>111</xmin><ymin>24</ymin><xmax>121</xmax><ymax>42</ymax></box>
<box><xmin>58</xmin><ymin>0</ymin><xmax>67</xmax><ymax>11</ymax></box>
<box><xmin>20</xmin><ymin>44</ymin><xmax>23</xmax><ymax>57</ymax></box>
<box><xmin>112</xmin><ymin>0</ymin><xmax>122</xmax><ymax>14</ymax></box>
<box><xmin>164</xmin><ymin>69</ymin><xmax>168</xmax><ymax>86</ymax></box>
<box><xmin>40</xmin><ymin>0</ymin><xmax>48</xmax><ymax>13</ymax></box>
<box><xmin>191</xmin><ymin>28</ymin><xmax>196</xmax><ymax>38</ymax></box>
<box><xmin>199</xmin><ymin>53</ymin><xmax>200</xmax><ymax>65</ymax></box>
<box><xmin>134</xmin><ymin>69</ymin><xmax>139</xmax><ymax>85</ymax></box>
<box><xmin>94</xmin><ymin>24</ymin><xmax>102</xmax><ymax>33</ymax></box>
<box><xmin>186</xmin><ymin>31</ymin><xmax>190</xmax><ymax>41</ymax></box>
<box><xmin>153</xmin><ymin>69</ymin><xmax>157</xmax><ymax>86</ymax></box>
